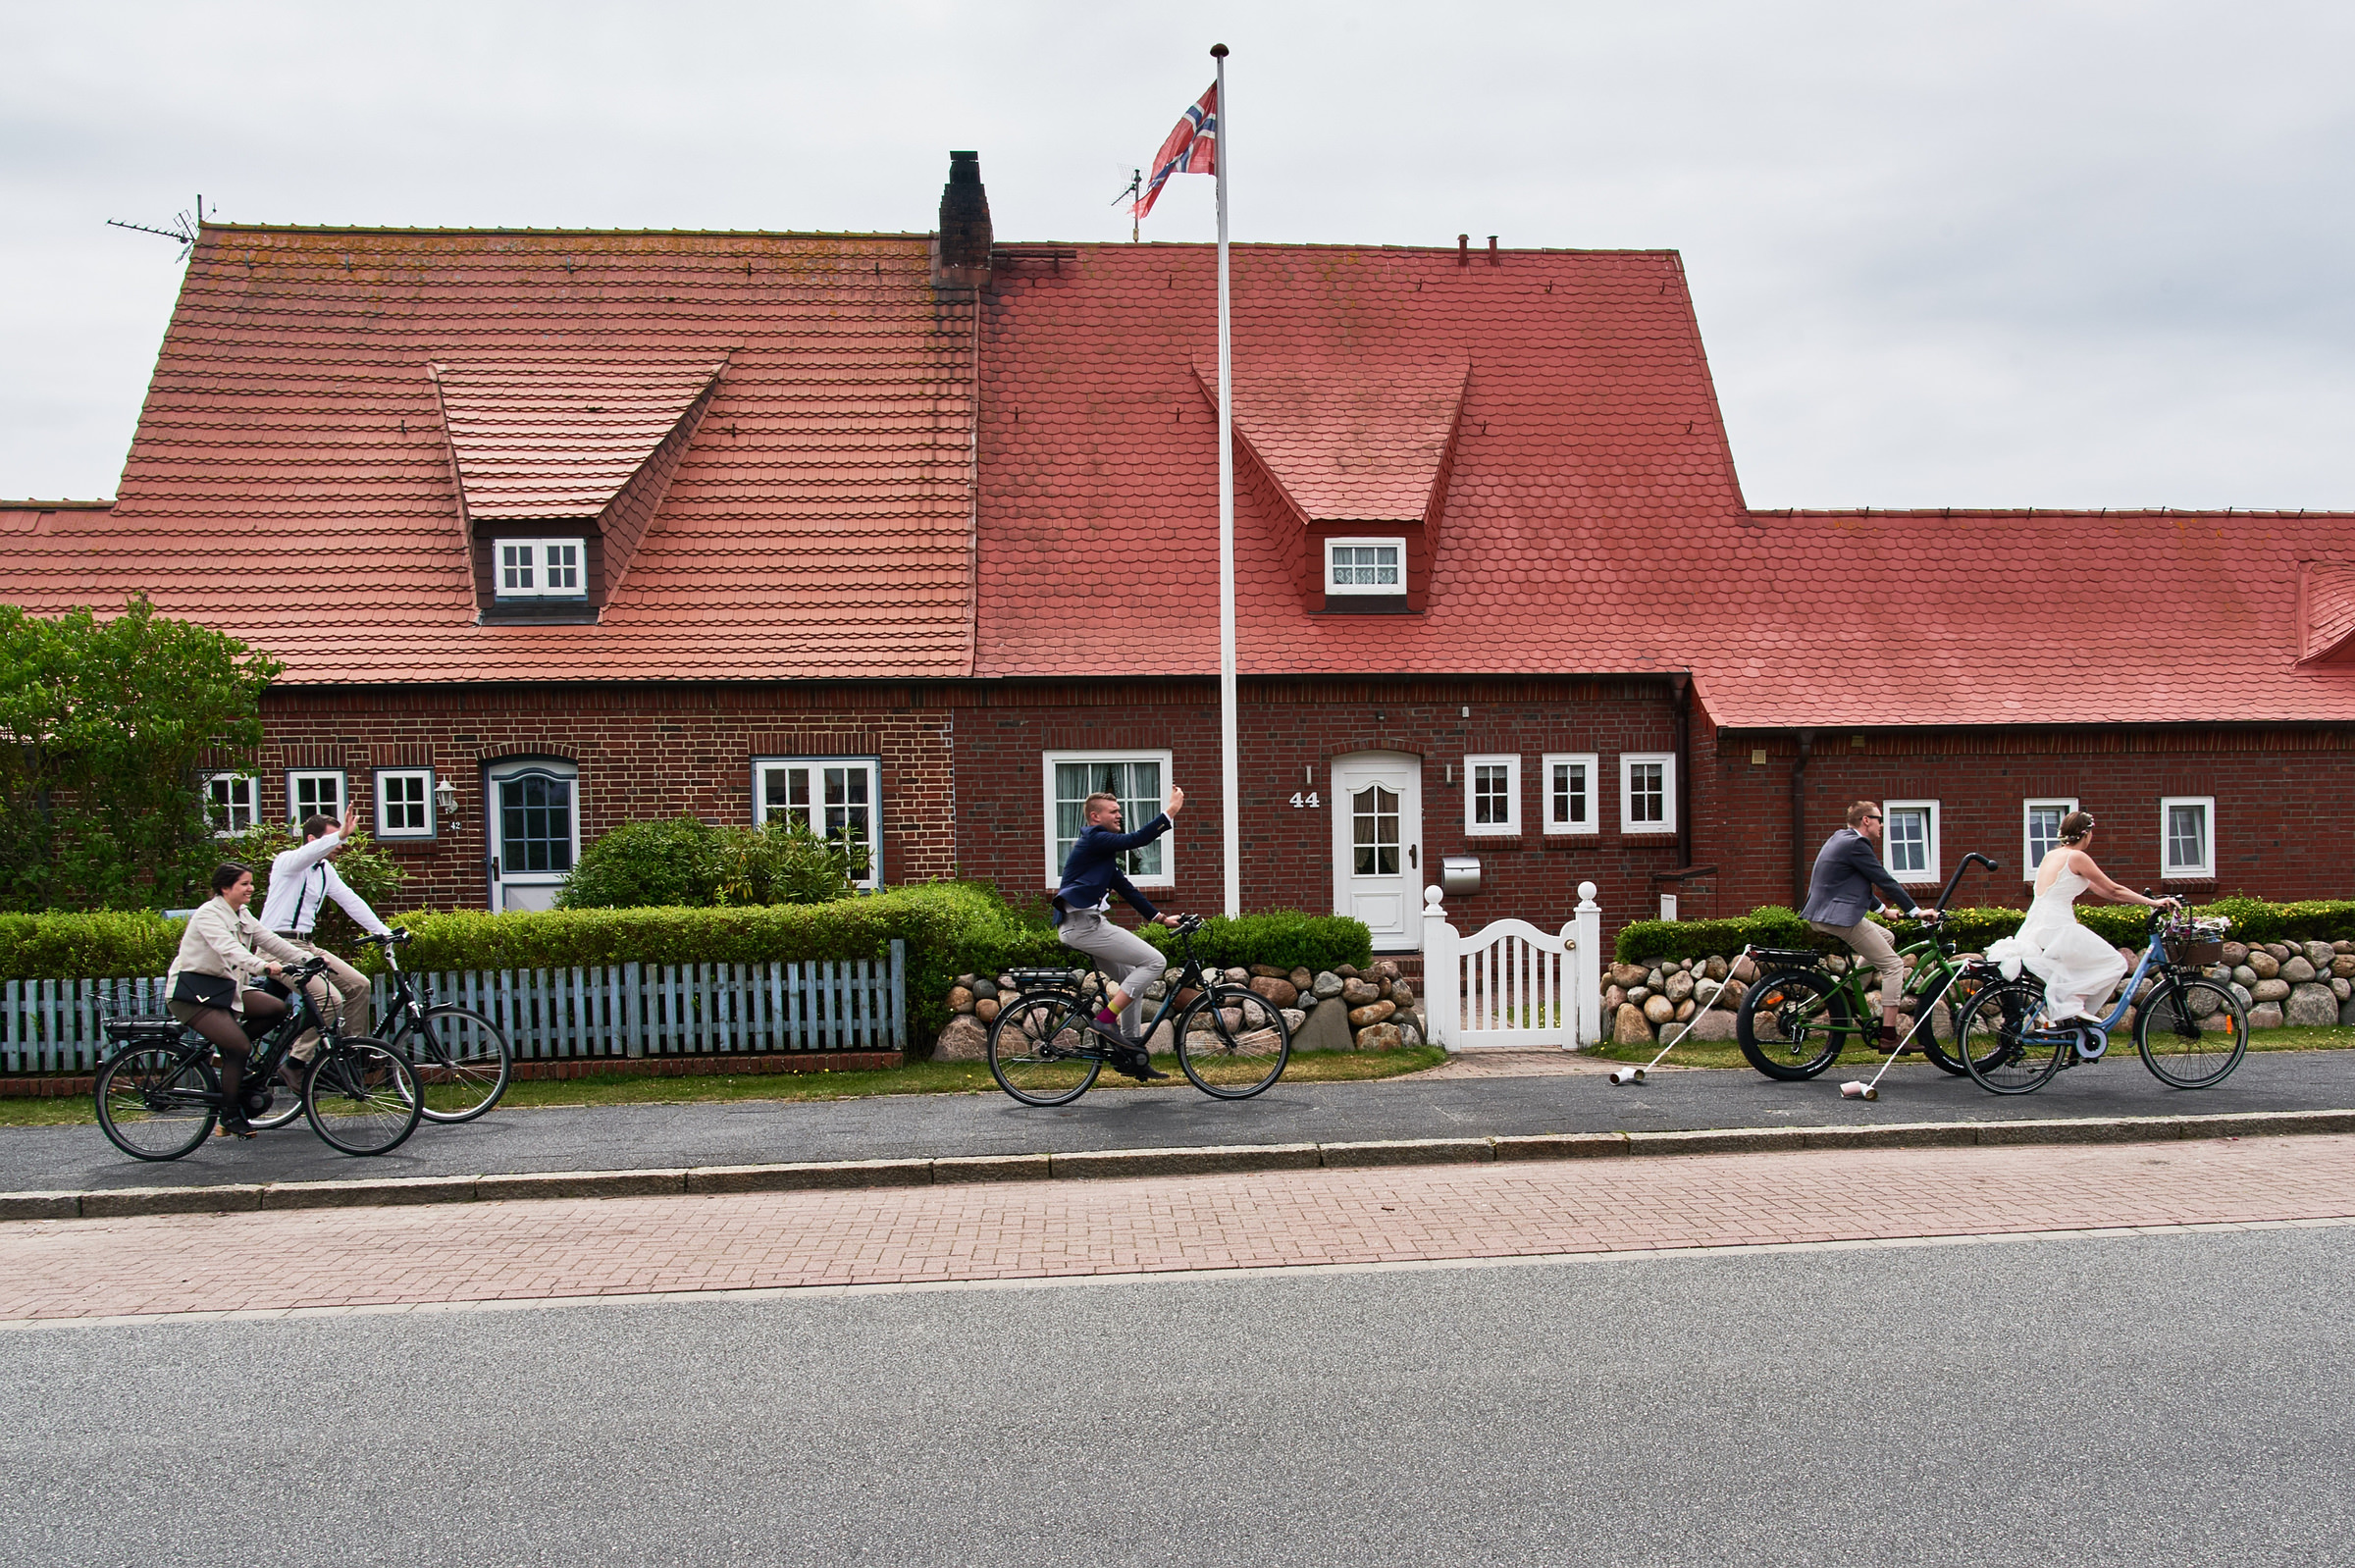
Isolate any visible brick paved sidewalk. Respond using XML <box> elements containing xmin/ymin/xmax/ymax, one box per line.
<box><xmin>5</xmin><ymin>1133</ymin><xmax>2350</xmax><ymax>1324</ymax></box>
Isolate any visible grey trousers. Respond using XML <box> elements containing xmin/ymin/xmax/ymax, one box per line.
<box><xmin>1056</xmin><ymin>910</ymin><xmax>1163</xmax><ymax>1033</ymax></box>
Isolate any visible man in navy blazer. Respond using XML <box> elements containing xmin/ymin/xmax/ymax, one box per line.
<box><xmin>1804</xmin><ymin>801</ymin><xmax>1934</xmax><ymax>1052</ymax></box>
<box><xmin>1055</xmin><ymin>783</ymin><xmax>1186</xmax><ymax>1077</ymax></box>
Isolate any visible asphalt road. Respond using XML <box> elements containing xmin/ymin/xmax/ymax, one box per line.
<box><xmin>12</xmin><ymin>1048</ymin><xmax>2355</xmax><ymax>1193</ymax></box>
<box><xmin>4</xmin><ymin>1224</ymin><xmax>2348</xmax><ymax>1566</ymax></box>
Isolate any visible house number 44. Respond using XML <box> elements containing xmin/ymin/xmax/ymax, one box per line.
<box><xmin>1289</xmin><ymin>792</ymin><xmax>1321</xmax><ymax>809</ymax></box>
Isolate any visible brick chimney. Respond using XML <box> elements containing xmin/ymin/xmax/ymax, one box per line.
<box><xmin>932</xmin><ymin>150</ymin><xmax>992</xmax><ymax>288</ymax></box>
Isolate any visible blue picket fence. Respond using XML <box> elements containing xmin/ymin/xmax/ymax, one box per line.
<box><xmin>0</xmin><ymin>941</ymin><xmax>905</xmax><ymax>1074</ymax></box>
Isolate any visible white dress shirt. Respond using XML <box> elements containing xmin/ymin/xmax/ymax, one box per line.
<box><xmin>258</xmin><ymin>831</ymin><xmax>393</xmax><ymax>938</ymax></box>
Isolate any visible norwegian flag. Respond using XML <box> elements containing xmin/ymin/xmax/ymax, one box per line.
<box><xmin>1133</xmin><ymin>82</ymin><xmax>1218</xmax><ymax>222</ymax></box>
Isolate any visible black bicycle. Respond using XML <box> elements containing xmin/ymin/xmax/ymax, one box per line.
<box><xmin>95</xmin><ymin>959</ymin><xmax>424</xmax><ymax>1160</ymax></box>
<box><xmin>985</xmin><ymin>915</ymin><xmax>1292</xmax><ymax>1106</ymax></box>
<box><xmin>358</xmin><ymin>930</ymin><xmax>513</xmax><ymax>1123</ymax></box>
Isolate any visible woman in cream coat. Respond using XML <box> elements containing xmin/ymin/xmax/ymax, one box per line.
<box><xmin>168</xmin><ymin>862</ymin><xmax>304</xmax><ymax>1136</ymax></box>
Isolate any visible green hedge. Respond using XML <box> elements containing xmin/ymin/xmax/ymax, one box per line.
<box><xmin>0</xmin><ymin>911</ymin><xmax>183</xmax><ymax>981</ymax></box>
<box><xmin>1614</xmin><ymin>898</ymin><xmax>2353</xmax><ymax>965</ymax></box>
<box><xmin>1137</xmin><ymin>911</ymin><xmax>1374</xmax><ymax>974</ymax></box>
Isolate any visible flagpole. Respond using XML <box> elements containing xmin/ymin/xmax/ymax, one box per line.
<box><xmin>1211</xmin><ymin>41</ymin><xmax>1239</xmax><ymax>919</ymax></box>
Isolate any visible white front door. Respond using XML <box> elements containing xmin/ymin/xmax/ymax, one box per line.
<box><xmin>488</xmin><ymin>758</ymin><xmax>580</xmax><ymax>912</ymax></box>
<box><xmin>1332</xmin><ymin>752</ymin><xmax>1424</xmax><ymax>952</ymax></box>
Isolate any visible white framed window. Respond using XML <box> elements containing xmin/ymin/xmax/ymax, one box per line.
<box><xmin>1324</xmin><ymin>537</ymin><xmax>1406</xmax><ymax>596</ymax></box>
<box><xmin>753</xmin><ymin>758</ymin><xmax>883</xmax><ymax>888</ymax></box>
<box><xmin>287</xmin><ymin>769</ymin><xmax>345</xmax><ymax>826</ymax></box>
<box><xmin>1882</xmin><ymin>800</ymin><xmax>1941</xmax><ymax>885</ymax></box>
<box><xmin>374</xmin><ymin>767</ymin><xmax>436</xmax><ymax>839</ymax></box>
<box><xmin>1464</xmin><ymin>753</ymin><xmax>1520</xmax><ymax>836</ymax></box>
<box><xmin>1541</xmin><ymin>753</ymin><xmax>1599</xmax><ymax>836</ymax></box>
<box><xmin>1619</xmin><ymin>753</ymin><xmax>1676</xmax><ymax>834</ymax></box>
<box><xmin>2023</xmin><ymin>798</ymin><xmax>2078</xmax><ymax>878</ymax></box>
<box><xmin>203</xmin><ymin>772</ymin><xmax>257</xmax><ymax>837</ymax></box>
<box><xmin>2161</xmin><ymin>797</ymin><xmax>2215</xmax><ymax>880</ymax></box>
<box><xmin>495</xmin><ymin>538</ymin><xmax>588</xmax><ymax>599</ymax></box>
<box><xmin>1042</xmin><ymin>751</ymin><xmax>1174</xmax><ymax>888</ymax></box>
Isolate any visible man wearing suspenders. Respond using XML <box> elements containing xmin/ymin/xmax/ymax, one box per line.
<box><xmin>257</xmin><ymin>802</ymin><xmax>394</xmax><ymax>1070</ymax></box>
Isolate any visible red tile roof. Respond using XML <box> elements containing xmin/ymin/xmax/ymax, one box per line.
<box><xmin>1197</xmin><ymin>354</ymin><xmax>1468</xmax><ymax>526</ymax></box>
<box><xmin>0</xmin><ymin>227</ymin><xmax>977</xmax><ymax>684</ymax></box>
<box><xmin>1696</xmin><ymin>508</ymin><xmax>2355</xmax><ymax>728</ymax></box>
<box><xmin>428</xmin><ymin>358</ymin><xmax>726</xmax><ymax>522</ymax></box>
<box><xmin>974</xmin><ymin>243</ymin><xmax>2355</xmax><ymax>728</ymax></box>
<box><xmin>974</xmin><ymin>242</ymin><xmax>1752</xmax><ymax>679</ymax></box>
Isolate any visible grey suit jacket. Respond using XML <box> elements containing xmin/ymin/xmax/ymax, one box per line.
<box><xmin>1802</xmin><ymin>828</ymin><xmax>1918</xmax><ymax>925</ymax></box>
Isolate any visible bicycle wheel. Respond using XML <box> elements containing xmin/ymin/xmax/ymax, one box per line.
<box><xmin>1957</xmin><ymin>980</ymin><xmax>2067</xmax><ymax>1094</ymax></box>
<box><xmin>1177</xmin><ymin>985</ymin><xmax>1291</xmax><ymax>1099</ymax></box>
<box><xmin>405</xmin><ymin>1005</ymin><xmax>513</xmax><ymax>1124</ymax></box>
<box><xmin>1735</xmin><ymin>968</ymin><xmax>1856</xmax><ymax>1080</ymax></box>
<box><xmin>303</xmin><ymin>1037</ymin><xmax>424</xmax><ymax>1156</ymax></box>
<box><xmin>2135</xmin><ymin>975</ymin><xmax>2250</xmax><ymax>1089</ymax></box>
<box><xmin>95</xmin><ymin>1046</ymin><xmax>219</xmax><ymax>1162</ymax></box>
<box><xmin>987</xmin><ymin>993</ymin><xmax>1102</xmax><ymax>1107</ymax></box>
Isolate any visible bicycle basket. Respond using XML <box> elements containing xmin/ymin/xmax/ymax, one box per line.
<box><xmin>2164</xmin><ymin>932</ymin><xmax>2224</xmax><ymax>966</ymax></box>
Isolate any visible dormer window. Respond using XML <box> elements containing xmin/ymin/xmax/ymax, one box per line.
<box><xmin>1325</xmin><ymin>536</ymin><xmax>1408</xmax><ymax>612</ymax></box>
<box><xmin>497</xmin><ymin>539</ymin><xmax>587</xmax><ymax>599</ymax></box>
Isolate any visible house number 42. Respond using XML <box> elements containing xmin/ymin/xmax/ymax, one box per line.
<box><xmin>1288</xmin><ymin>792</ymin><xmax>1321</xmax><ymax>809</ymax></box>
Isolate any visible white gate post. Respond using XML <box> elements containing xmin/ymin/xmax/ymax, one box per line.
<box><xmin>1572</xmin><ymin>880</ymin><xmax>1602</xmax><ymax>1048</ymax></box>
<box><xmin>1422</xmin><ymin>885</ymin><xmax>1459</xmax><ymax>1051</ymax></box>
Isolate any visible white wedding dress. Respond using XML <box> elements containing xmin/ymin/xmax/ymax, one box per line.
<box><xmin>1986</xmin><ymin>859</ymin><xmax>2128</xmax><ymax>1022</ymax></box>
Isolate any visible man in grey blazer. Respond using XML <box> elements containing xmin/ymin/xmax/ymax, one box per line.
<box><xmin>1804</xmin><ymin>801</ymin><xmax>1936</xmax><ymax>1052</ymax></box>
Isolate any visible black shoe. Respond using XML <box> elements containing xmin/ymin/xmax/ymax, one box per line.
<box><xmin>215</xmin><ymin>1111</ymin><xmax>256</xmax><ymax>1140</ymax></box>
<box><xmin>1122</xmin><ymin>1050</ymin><xmax>1170</xmax><ymax>1082</ymax></box>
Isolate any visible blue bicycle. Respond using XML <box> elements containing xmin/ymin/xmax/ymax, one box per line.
<box><xmin>1951</xmin><ymin>911</ymin><xmax>2245</xmax><ymax>1094</ymax></box>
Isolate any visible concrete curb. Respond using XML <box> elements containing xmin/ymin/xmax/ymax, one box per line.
<box><xmin>17</xmin><ymin>1108</ymin><xmax>2355</xmax><ymax>1223</ymax></box>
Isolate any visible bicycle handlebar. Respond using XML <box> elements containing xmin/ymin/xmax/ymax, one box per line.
<box><xmin>355</xmin><ymin>929</ymin><xmax>413</xmax><ymax>946</ymax></box>
<box><xmin>1931</xmin><ymin>852</ymin><xmax>2001</xmax><ymax>915</ymax></box>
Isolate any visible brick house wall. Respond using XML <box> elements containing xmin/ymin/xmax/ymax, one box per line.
<box><xmin>946</xmin><ymin>675</ymin><xmax>1686</xmax><ymax>943</ymax></box>
<box><xmin>1690</xmin><ymin>708</ymin><xmax>2355</xmax><ymax>918</ymax></box>
<box><xmin>236</xmin><ymin>683</ymin><xmax>958</xmax><ymax>912</ymax></box>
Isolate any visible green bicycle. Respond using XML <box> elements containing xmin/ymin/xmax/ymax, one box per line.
<box><xmin>1734</xmin><ymin>852</ymin><xmax>2003</xmax><ymax>1081</ymax></box>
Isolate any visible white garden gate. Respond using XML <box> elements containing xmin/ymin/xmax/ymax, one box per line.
<box><xmin>1420</xmin><ymin>882</ymin><xmax>1603</xmax><ymax>1050</ymax></box>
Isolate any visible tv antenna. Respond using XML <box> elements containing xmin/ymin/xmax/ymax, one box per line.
<box><xmin>107</xmin><ymin>194</ymin><xmax>207</xmax><ymax>259</ymax></box>
<box><xmin>1110</xmin><ymin>168</ymin><xmax>1141</xmax><ymax>242</ymax></box>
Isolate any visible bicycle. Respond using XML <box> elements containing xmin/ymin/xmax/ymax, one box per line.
<box><xmin>1951</xmin><ymin>910</ymin><xmax>2246</xmax><ymax>1095</ymax></box>
<box><xmin>357</xmin><ymin>929</ymin><xmax>513</xmax><ymax>1123</ymax></box>
<box><xmin>1734</xmin><ymin>852</ymin><xmax>2004</xmax><ymax>1081</ymax></box>
<box><xmin>95</xmin><ymin>959</ymin><xmax>424</xmax><ymax>1160</ymax></box>
<box><xmin>985</xmin><ymin>914</ymin><xmax>1292</xmax><ymax>1106</ymax></box>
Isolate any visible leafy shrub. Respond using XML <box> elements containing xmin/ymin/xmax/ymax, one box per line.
<box><xmin>714</xmin><ymin>819</ymin><xmax>857</xmax><ymax>907</ymax></box>
<box><xmin>1614</xmin><ymin>907</ymin><xmax>1813</xmax><ymax>965</ymax></box>
<box><xmin>557</xmin><ymin>815</ymin><xmax>722</xmax><ymax>909</ymax></box>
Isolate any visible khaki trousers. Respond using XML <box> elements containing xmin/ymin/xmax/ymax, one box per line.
<box><xmin>280</xmin><ymin>937</ymin><xmax>372</xmax><ymax>1062</ymax></box>
<box><xmin>1806</xmin><ymin>916</ymin><xmax>1906</xmax><ymax>1003</ymax></box>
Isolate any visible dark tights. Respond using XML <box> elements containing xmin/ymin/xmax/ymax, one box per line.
<box><xmin>181</xmin><ymin>993</ymin><xmax>288</xmax><ymax>1120</ymax></box>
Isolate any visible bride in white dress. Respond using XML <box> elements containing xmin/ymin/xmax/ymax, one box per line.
<box><xmin>1988</xmin><ymin>811</ymin><xmax>2179</xmax><ymax>1022</ymax></box>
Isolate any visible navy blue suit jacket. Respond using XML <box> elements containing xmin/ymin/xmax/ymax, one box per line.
<box><xmin>1802</xmin><ymin>827</ymin><xmax>1919</xmax><ymax>925</ymax></box>
<box><xmin>1053</xmin><ymin>812</ymin><xmax>1172</xmax><ymax>924</ymax></box>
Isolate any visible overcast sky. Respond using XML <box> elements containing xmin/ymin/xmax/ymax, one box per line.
<box><xmin>5</xmin><ymin>0</ymin><xmax>2350</xmax><ymax>509</ymax></box>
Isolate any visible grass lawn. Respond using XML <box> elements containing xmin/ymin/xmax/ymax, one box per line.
<box><xmin>0</xmin><ymin>1045</ymin><xmax>1450</xmax><ymax>1129</ymax></box>
<box><xmin>1587</xmin><ymin>1023</ymin><xmax>2355</xmax><ymax>1072</ymax></box>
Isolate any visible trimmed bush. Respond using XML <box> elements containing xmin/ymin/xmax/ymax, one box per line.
<box><xmin>0</xmin><ymin>911</ymin><xmax>183</xmax><ymax>981</ymax></box>
<box><xmin>557</xmin><ymin>815</ymin><xmax>723</xmax><ymax>909</ymax></box>
<box><xmin>1616</xmin><ymin>897</ymin><xmax>2318</xmax><ymax>964</ymax></box>
<box><xmin>1139</xmin><ymin>911</ymin><xmax>1373</xmax><ymax>974</ymax></box>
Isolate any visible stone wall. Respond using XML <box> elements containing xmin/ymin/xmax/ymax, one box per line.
<box><xmin>1599</xmin><ymin>936</ymin><xmax>2355</xmax><ymax>1047</ymax></box>
<box><xmin>933</xmin><ymin>960</ymin><xmax>1428</xmax><ymax>1060</ymax></box>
